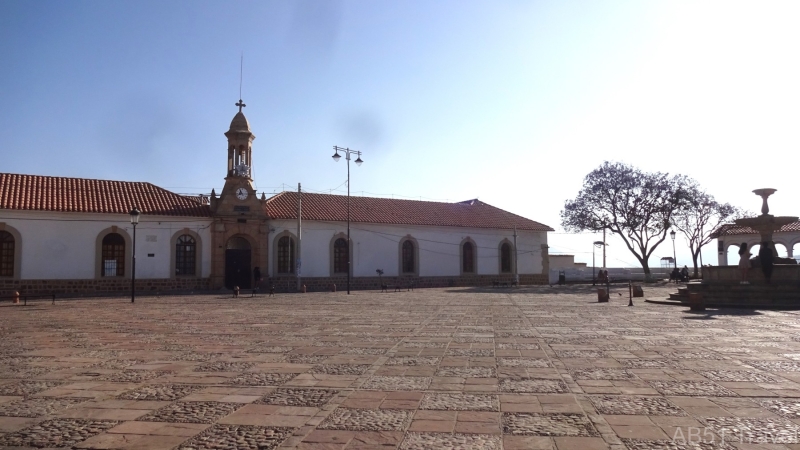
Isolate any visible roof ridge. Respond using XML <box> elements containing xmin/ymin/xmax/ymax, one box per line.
<box><xmin>272</xmin><ymin>190</ymin><xmax>480</xmax><ymax>207</ymax></box>
<box><xmin>0</xmin><ymin>172</ymin><xmax>151</xmax><ymax>185</ymax></box>
<box><xmin>262</xmin><ymin>190</ymin><xmax>554</xmax><ymax>231</ymax></box>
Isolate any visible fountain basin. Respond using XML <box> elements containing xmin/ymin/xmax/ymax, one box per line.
<box><xmin>734</xmin><ymin>216</ymin><xmax>798</xmax><ymax>229</ymax></box>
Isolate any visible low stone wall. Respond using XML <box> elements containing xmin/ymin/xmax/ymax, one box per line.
<box><xmin>1</xmin><ymin>273</ymin><xmax>547</xmax><ymax>297</ymax></box>
<box><xmin>679</xmin><ymin>266</ymin><xmax>800</xmax><ymax>308</ymax></box>
<box><xmin>265</xmin><ymin>274</ymin><xmax>548</xmax><ymax>293</ymax></box>
<box><xmin>686</xmin><ymin>281</ymin><xmax>800</xmax><ymax>308</ymax></box>
<box><xmin>0</xmin><ymin>278</ymin><xmax>211</xmax><ymax>297</ymax></box>
<box><xmin>703</xmin><ymin>265</ymin><xmax>800</xmax><ymax>283</ymax></box>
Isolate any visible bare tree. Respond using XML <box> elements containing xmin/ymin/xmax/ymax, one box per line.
<box><xmin>673</xmin><ymin>187</ymin><xmax>743</xmax><ymax>277</ymax></box>
<box><xmin>561</xmin><ymin>162</ymin><xmax>691</xmax><ymax>277</ymax></box>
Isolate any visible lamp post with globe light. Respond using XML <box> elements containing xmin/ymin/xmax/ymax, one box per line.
<box><xmin>670</xmin><ymin>229</ymin><xmax>677</xmax><ymax>269</ymax></box>
<box><xmin>592</xmin><ymin>241</ymin><xmax>605</xmax><ymax>285</ymax></box>
<box><xmin>331</xmin><ymin>146</ymin><xmax>363</xmax><ymax>295</ymax></box>
<box><xmin>129</xmin><ymin>207</ymin><xmax>140</xmax><ymax>303</ymax></box>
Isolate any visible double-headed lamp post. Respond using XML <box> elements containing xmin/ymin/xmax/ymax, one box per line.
<box><xmin>331</xmin><ymin>146</ymin><xmax>363</xmax><ymax>295</ymax></box>
<box><xmin>592</xmin><ymin>241</ymin><xmax>604</xmax><ymax>285</ymax></box>
<box><xmin>129</xmin><ymin>207</ymin><xmax>140</xmax><ymax>303</ymax></box>
<box><xmin>670</xmin><ymin>229</ymin><xmax>677</xmax><ymax>269</ymax></box>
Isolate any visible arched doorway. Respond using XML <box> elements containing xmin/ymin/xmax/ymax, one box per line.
<box><xmin>225</xmin><ymin>236</ymin><xmax>252</xmax><ymax>289</ymax></box>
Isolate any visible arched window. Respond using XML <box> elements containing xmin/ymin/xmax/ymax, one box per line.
<box><xmin>101</xmin><ymin>233</ymin><xmax>125</xmax><ymax>277</ymax></box>
<box><xmin>333</xmin><ymin>238</ymin><xmax>349</xmax><ymax>274</ymax></box>
<box><xmin>175</xmin><ymin>235</ymin><xmax>196</xmax><ymax>276</ymax></box>
<box><xmin>277</xmin><ymin>236</ymin><xmax>295</xmax><ymax>274</ymax></box>
<box><xmin>402</xmin><ymin>240</ymin><xmax>415</xmax><ymax>274</ymax></box>
<box><xmin>0</xmin><ymin>231</ymin><xmax>14</xmax><ymax>277</ymax></box>
<box><xmin>500</xmin><ymin>242</ymin><xmax>512</xmax><ymax>273</ymax></box>
<box><xmin>462</xmin><ymin>241</ymin><xmax>475</xmax><ymax>273</ymax></box>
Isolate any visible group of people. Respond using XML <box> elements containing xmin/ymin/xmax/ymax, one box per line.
<box><xmin>596</xmin><ymin>269</ymin><xmax>610</xmax><ymax>284</ymax></box>
<box><xmin>670</xmin><ymin>266</ymin><xmax>690</xmax><ymax>283</ymax></box>
<box><xmin>738</xmin><ymin>241</ymin><xmax>775</xmax><ymax>284</ymax></box>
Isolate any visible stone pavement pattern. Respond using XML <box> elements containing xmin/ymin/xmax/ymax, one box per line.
<box><xmin>2</xmin><ymin>285</ymin><xmax>800</xmax><ymax>449</ymax></box>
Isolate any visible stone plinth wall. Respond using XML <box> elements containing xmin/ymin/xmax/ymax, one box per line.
<box><xmin>0</xmin><ymin>274</ymin><xmax>546</xmax><ymax>296</ymax></box>
<box><xmin>265</xmin><ymin>274</ymin><xmax>548</xmax><ymax>292</ymax></box>
<box><xmin>703</xmin><ymin>265</ymin><xmax>800</xmax><ymax>283</ymax></box>
<box><xmin>686</xmin><ymin>281</ymin><xmax>800</xmax><ymax>308</ymax></box>
<box><xmin>0</xmin><ymin>278</ymin><xmax>211</xmax><ymax>297</ymax></box>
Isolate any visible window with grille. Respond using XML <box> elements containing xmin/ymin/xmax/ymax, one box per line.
<box><xmin>0</xmin><ymin>231</ymin><xmax>14</xmax><ymax>277</ymax></box>
<box><xmin>402</xmin><ymin>240</ymin><xmax>415</xmax><ymax>273</ymax></box>
<box><xmin>175</xmin><ymin>234</ymin><xmax>196</xmax><ymax>275</ymax></box>
<box><xmin>101</xmin><ymin>233</ymin><xmax>125</xmax><ymax>277</ymax></box>
<box><xmin>333</xmin><ymin>238</ymin><xmax>348</xmax><ymax>274</ymax></box>
<box><xmin>501</xmin><ymin>242</ymin><xmax>512</xmax><ymax>273</ymax></box>
<box><xmin>277</xmin><ymin>236</ymin><xmax>295</xmax><ymax>273</ymax></box>
<box><xmin>462</xmin><ymin>241</ymin><xmax>475</xmax><ymax>273</ymax></box>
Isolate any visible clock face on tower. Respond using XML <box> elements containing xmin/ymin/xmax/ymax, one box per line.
<box><xmin>235</xmin><ymin>187</ymin><xmax>248</xmax><ymax>200</ymax></box>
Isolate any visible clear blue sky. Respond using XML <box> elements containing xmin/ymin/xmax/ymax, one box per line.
<box><xmin>2</xmin><ymin>0</ymin><xmax>799</xmax><ymax>269</ymax></box>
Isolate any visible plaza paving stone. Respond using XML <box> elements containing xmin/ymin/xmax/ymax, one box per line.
<box><xmin>4</xmin><ymin>284</ymin><xmax>800</xmax><ymax>448</ymax></box>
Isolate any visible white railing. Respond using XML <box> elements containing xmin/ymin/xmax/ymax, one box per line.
<box><xmin>548</xmin><ymin>268</ymin><xmax>673</xmax><ymax>284</ymax></box>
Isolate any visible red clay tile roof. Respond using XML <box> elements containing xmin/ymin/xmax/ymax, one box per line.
<box><xmin>712</xmin><ymin>221</ymin><xmax>800</xmax><ymax>237</ymax></box>
<box><xmin>264</xmin><ymin>191</ymin><xmax>553</xmax><ymax>231</ymax></box>
<box><xmin>0</xmin><ymin>173</ymin><xmax>211</xmax><ymax>217</ymax></box>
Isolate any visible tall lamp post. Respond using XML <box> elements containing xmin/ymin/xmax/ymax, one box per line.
<box><xmin>331</xmin><ymin>146</ymin><xmax>363</xmax><ymax>295</ymax></box>
<box><xmin>592</xmin><ymin>241</ymin><xmax>604</xmax><ymax>285</ymax></box>
<box><xmin>129</xmin><ymin>207</ymin><xmax>140</xmax><ymax>303</ymax></box>
<box><xmin>670</xmin><ymin>229</ymin><xmax>677</xmax><ymax>269</ymax></box>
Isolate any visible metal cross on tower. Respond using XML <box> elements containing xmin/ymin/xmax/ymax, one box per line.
<box><xmin>236</xmin><ymin>99</ymin><xmax>246</xmax><ymax>112</ymax></box>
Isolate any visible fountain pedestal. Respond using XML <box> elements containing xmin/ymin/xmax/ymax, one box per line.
<box><xmin>733</xmin><ymin>189</ymin><xmax>798</xmax><ymax>251</ymax></box>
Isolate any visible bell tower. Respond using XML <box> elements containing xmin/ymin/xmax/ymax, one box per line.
<box><xmin>209</xmin><ymin>99</ymin><xmax>269</xmax><ymax>290</ymax></box>
<box><xmin>225</xmin><ymin>99</ymin><xmax>255</xmax><ymax>179</ymax></box>
<box><xmin>211</xmin><ymin>99</ymin><xmax>261</xmax><ymax>214</ymax></box>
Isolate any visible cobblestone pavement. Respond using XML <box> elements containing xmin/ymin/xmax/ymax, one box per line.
<box><xmin>3</xmin><ymin>284</ymin><xmax>800</xmax><ymax>449</ymax></box>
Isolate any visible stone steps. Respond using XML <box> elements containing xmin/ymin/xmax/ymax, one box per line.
<box><xmin>668</xmin><ymin>286</ymin><xmax>689</xmax><ymax>301</ymax></box>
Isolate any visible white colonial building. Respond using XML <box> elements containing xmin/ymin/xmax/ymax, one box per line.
<box><xmin>0</xmin><ymin>103</ymin><xmax>553</xmax><ymax>295</ymax></box>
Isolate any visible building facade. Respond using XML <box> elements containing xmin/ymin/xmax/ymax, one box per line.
<box><xmin>0</xmin><ymin>104</ymin><xmax>553</xmax><ymax>295</ymax></box>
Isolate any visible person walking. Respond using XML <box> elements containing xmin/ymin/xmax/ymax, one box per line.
<box><xmin>758</xmin><ymin>242</ymin><xmax>775</xmax><ymax>283</ymax></box>
<box><xmin>738</xmin><ymin>243</ymin><xmax>751</xmax><ymax>284</ymax></box>
<box><xmin>253</xmin><ymin>266</ymin><xmax>262</xmax><ymax>290</ymax></box>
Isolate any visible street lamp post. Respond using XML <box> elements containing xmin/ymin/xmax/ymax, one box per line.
<box><xmin>129</xmin><ymin>207</ymin><xmax>140</xmax><ymax>303</ymax></box>
<box><xmin>592</xmin><ymin>241</ymin><xmax>604</xmax><ymax>285</ymax></box>
<box><xmin>670</xmin><ymin>229</ymin><xmax>677</xmax><ymax>269</ymax></box>
<box><xmin>332</xmin><ymin>146</ymin><xmax>363</xmax><ymax>295</ymax></box>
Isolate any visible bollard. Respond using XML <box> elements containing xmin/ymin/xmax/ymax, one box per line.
<box><xmin>233</xmin><ymin>286</ymin><xmax>240</xmax><ymax>298</ymax></box>
<box><xmin>331</xmin><ymin>284</ymin><xmax>336</xmax><ymax>292</ymax></box>
<box><xmin>628</xmin><ymin>281</ymin><xmax>633</xmax><ymax>306</ymax></box>
<box><xmin>597</xmin><ymin>288</ymin><xmax>609</xmax><ymax>302</ymax></box>
<box><xmin>13</xmin><ymin>291</ymin><xmax>19</xmax><ymax>304</ymax></box>
<box><xmin>302</xmin><ymin>284</ymin><xmax>307</xmax><ymax>293</ymax></box>
<box><xmin>632</xmin><ymin>285</ymin><xmax>644</xmax><ymax>297</ymax></box>
<box><xmin>689</xmin><ymin>293</ymin><xmax>705</xmax><ymax>311</ymax></box>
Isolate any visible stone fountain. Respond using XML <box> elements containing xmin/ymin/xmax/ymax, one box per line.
<box><xmin>667</xmin><ymin>189</ymin><xmax>800</xmax><ymax>309</ymax></box>
<box><xmin>733</xmin><ymin>189</ymin><xmax>798</xmax><ymax>254</ymax></box>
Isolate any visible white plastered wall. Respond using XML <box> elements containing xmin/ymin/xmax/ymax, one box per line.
<box><xmin>549</xmin><ymin>255</ymin><xmax>579</xmax><ymax>270</ymax></box>
<box><xmin>0</xmin><ymin>210</ymin><xmax>212</xmax><ymax>279</ymax></box>
<box><xmin>268</xmin><ymin>219</ymin><xmax>547</xmax><ymax>278</ymax></box>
